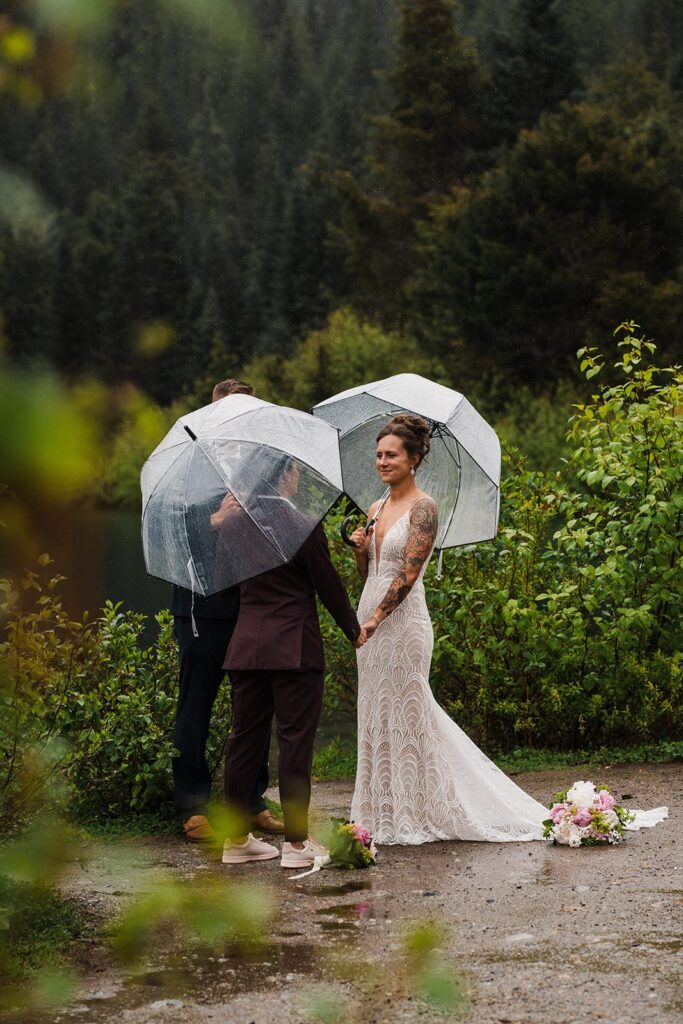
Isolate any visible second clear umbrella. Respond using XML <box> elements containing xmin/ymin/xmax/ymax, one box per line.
<box><xmin>312</xmin><ymin>373</ymin><xmax>500</xmax><ymax>552</ymax></box>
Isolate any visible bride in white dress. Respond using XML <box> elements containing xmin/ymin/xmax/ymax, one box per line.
<box><xmin>348</xmin><ymin>414</ymin><xmax>667</xmax><ymax>845</ymax></box>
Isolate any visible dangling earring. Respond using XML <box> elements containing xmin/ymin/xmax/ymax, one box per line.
<box><xmin>410</xmin><ymin>466</ymin><xmax>415</xmax><ymax>477</ymax></box>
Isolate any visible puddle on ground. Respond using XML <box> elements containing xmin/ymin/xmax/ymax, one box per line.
<box><xmin>36</xmin><ymin>898</ymin><xmax>384</xmax><ymax>1021</ymax></box>
<box><xmin>29</xmin><ymin>942</ymin><xmax>322</xmax><ymax>1024</ymax></box>
<box><xmin>628</xmin><ymin>938</ymin><xmax>683</xmax><ymax>954</ymax></box>
<box><xmin>315</xmin><ymin>897</ymin><xmax>389</xmax><ymax>933</ymax></box>
<box><xmin>299</xmin><ymin>879</ymin><xmax>373</xmax><ymax>897</ymax></box>
<box><xmin>120</xmin><ymin>941</ymin><xmax>319</xmax><ymax>1000</ymax></box>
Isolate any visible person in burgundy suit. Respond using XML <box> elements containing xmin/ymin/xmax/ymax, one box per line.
<box><xmin>221</xmin><ymin>458</ymin><xmax>366</xmax><ymax>869</ymax></box>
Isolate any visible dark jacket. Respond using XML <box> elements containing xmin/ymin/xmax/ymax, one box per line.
<box><xmin>171</xmin><ymin>585</ymin><xmax>239</xmax><ymax>621</ymax></box>
<box><xmin>225</xmin><ymin>523</ymin><xmax>359</xmax><ymax>671</ymax></box>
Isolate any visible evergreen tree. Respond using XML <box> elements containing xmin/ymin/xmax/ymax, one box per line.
<box><xmin>483</xmin><ymin>0</ymin><xmax>579</xmax><ymax>152</ymax></box>
<box><xmin>408</xmin><ymin>59</ymin><xmax>683</xmax><ymax>384</ymax></box>
<box><xmin>636</xmin><ymin>0</ymin><xmax>683</xmax><ymax>90</ymax></box>
<box><xmin>91</xmin><ymin>101</ymin><xmax>192</xmax><ymax>400</ymax></box>
<box><xmin>0</xmin><ymin>222</ymin><xmax>57</xmax><ymax>363</ymax></box>
<box><xmin>335</xmin><ymin>0</ymin><xmax>480</xmax><ymax>322</ymax></box>
<box><xmin>375</xmin><ymin>0</ymin><xmax>479</xmax><ymax>198</ymax></box>
<box><xmin>185</xmin><ymin>80</ymin><xmax>245</xmax><ymax>366</ymax></box>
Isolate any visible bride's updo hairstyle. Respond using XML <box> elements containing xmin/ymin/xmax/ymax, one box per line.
<box><xmin>376</xmin><ymin>414</ymin><xmax>430</xmax><ymax>468</ymax></box>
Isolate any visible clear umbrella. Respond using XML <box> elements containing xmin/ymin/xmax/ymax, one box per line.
<box><xmin>141</xmin><ymin>394</ymin><xmax>343</xmax><ymax>596</ymax></box>
<box><xmin>312</xmin><ymin>373</ymin><xmax>500</xmax><ymax>556</ymax></box>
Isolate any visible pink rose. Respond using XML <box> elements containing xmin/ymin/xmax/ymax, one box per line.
<box><xmin>352</xmin><ymin>823</ymin><xmax>372</xmax><ymax>846</ymax></box>
<box><xmin>597</xmin><ymin>790</ymin><xmax>616</xmax><ymax>811</ymax></box>
<box><xmin>572</xmin><ymin>807</ymin><xmax>593</xmax><ymax>827</ymax></box>
<box><xmin>550</xmin><ymin>803</ymin><xmax>567</xmax><ymax>824</ymax></box>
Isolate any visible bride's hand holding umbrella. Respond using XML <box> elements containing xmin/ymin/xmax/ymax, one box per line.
<box><xmin>349</xmin><ymin>522</ymin><xmax>373</xmax><ymax>552</ymax></box>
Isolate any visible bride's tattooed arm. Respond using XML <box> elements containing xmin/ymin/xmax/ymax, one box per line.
<box><xmin>373</xmin><ymin>497</ymin><xmax>438</xmax><ymax>623</ymax></box>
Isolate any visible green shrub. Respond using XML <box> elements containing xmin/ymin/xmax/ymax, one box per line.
<box><xmin>0</xmin><ymin>564</ymin><xmax>232</xmax><ymax>823</ymax></box>
<box><xmin>243</xmin><ymin>307</ymin><xmax>446</xmax><ymax>410</ymax></box>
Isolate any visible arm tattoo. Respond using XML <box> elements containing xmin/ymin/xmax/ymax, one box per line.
<box><xmin>377</xmin><ymin>498</ymin><xmax>438</xmax><ymax>617</ymax></box>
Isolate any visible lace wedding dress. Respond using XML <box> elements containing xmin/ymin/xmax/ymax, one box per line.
<box><xmin>350</xmin><ymin>507</ymin><xmax>668</xmax><ymax>845</ymax></box>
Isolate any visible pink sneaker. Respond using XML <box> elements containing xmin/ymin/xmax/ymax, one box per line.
<box><xmin>222</xmin><ymin>833</ymin><xmax>279</xmax><ymax>864</ymax></box>
<box><xmin>280</xmin><ymin>838</ymin><xmax>328</xmax><ymax>869</ymax></box>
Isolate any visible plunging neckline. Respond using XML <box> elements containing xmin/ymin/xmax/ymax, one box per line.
<box><xmin>374</xmin><ymin>500</ymin><xmax>422</xmax><ymax>568</ymax></box>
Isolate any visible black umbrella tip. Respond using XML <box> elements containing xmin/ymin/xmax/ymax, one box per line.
<box><xmin>184</xmin><ymin>424</ymin><xmax>197</xmax><ymax>441</ymax></box>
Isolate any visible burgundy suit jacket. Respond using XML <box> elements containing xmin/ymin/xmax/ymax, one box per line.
<box><xmin>225</xmin><ymin>522</ymin><xmax>360</xmax><ymax>671</ymax></box>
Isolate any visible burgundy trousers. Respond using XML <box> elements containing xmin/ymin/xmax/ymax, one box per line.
<box><xmin>224</xmin><ymin>669</ymin><xmax>324</xmax><ymax>843</ymax></box>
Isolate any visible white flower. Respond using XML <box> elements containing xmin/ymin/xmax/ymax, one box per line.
<box><xmin>554</xmin><ymin>819</ymin><xmax>574</xmax><ymax>846</ymax></box>
<box><xmin>567</xmin><ymin>823</ymin><xmax>583</xmax><ymax>848</ymax></box>
<box><xmin>566</xmin><ymin>780</ymin><xmax>598</xmax><ymax>808</ymax></box>
<box><xmin>601</xmin><ymin>809</ymin><xmax>619</xmax><ymax>828</ymax></box>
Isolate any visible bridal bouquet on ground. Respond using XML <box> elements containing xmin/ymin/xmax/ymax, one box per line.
<box><xmin>543</xmin><ymin>780</ymin><xmax>635</xmax><ymax>847</ymax></box>
<box><xmin>289</xmin><ymin>819</ymin><xmax>377</xmax><ymax>879</ymax></box>
<box><xmin>327</xmin><ymin>818</ymin><xmax>378</xmax><ymax>869</ymax></box>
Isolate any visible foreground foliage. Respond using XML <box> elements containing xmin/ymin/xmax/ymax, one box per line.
<box><xmin>0</xmin><ymin>589</ymin><xmax>230</xmax><ymax>827</ymax></box>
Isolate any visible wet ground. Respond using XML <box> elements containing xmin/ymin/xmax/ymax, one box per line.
<box><xmin>38</xmin><ymin>763</ymin><xmax>683</xmax><ymax>1022</ymax></box>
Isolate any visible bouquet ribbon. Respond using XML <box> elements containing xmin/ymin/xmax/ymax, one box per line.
<box><xmin>288</xmin><ymin>853</ymin><xmax>332</xmax><ymax>880</ymax></box>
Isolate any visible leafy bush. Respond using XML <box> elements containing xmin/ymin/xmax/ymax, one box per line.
<box><xmin>493</xmin><ymin>380</ymin><xmax>580</xmax><ymax>474</ymax></box>
<box><xmin>0</xmin><ymin>564</ymin><xmax>232</xmax><ymax>823</ymax></box>
<box><xmin>95</xmin><ymin>388</ymin><xmax>186</xmax><ymax>506</ymax></box>
<box><xmin>243</xmin><ymin>307</ymin><xmax>446</xmax><ymax>410</ymax></box>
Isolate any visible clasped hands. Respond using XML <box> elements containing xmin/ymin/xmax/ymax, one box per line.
<box><xmin>352</xmin><ymin>610</ymin><xmax>378</xmax><ymax>651</ymax></box>
<box><xmin>354</xmin><ymin>615</ymin><xmax>380</xmax><ymax>648</ymax></box>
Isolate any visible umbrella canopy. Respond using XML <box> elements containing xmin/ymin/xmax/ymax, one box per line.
<box><xmin>312</xmin><ymin>373</ymin><xmax>500</xmax><ymax>549</ymax></box>
<box><xmin>141</xmin><ymin>394</ymin><xmax>343</xmax><ymax>596</ymax></box>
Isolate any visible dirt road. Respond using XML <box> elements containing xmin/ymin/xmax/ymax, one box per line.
<box><xmin>52</xmin><ymin>762</ymin><xmax>681</xmax><ymax>1024</ymax></box>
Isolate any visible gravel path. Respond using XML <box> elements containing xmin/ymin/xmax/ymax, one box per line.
<box><xmin>48</xmin><ymin>762</ymin><xmax>681</xmax><ymax>1024</ymax></box>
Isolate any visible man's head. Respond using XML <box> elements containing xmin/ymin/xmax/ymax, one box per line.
<box><xmin>212</xmin><ymin>378</ymin><xmax>254</xmax><ymax>403</ymax></box>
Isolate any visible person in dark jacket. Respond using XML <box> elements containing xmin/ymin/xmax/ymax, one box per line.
<box><xmin>172</xmin><ymin>378</ymin><xmax>282</xmax><ymax>841</ymax></box>
<box><xmin>221</xmin><ymin>460</ymin><xmax>365</xmax><ymax>869</ymax></box>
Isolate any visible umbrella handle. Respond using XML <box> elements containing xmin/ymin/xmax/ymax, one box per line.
<box><xmin>341</xmin><ymin>515</ymin><xmax>376</xmax><ymax>547</ymax></box>
<box><xmin>341</xmin><ymin>515</ymin><xmax>359</xmax><ymax>547</ymax></box>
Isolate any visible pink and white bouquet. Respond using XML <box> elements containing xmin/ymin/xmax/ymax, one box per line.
<box><xmin>327</xmin><ymin>817</ymin><xmax>378</xmax><ymax>868</ymax></box>
<box><xmin>288</xmin><ymin>818</ymin><xmax>377</xmax><ymax>880</ymax></box>
<box><xmin>543</xmin><ymin>780</ymin><xmax>635</xmax><ymax>847</ymax></box>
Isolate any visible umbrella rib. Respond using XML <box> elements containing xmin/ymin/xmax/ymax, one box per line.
<box><xmin>438</xmin><ymin>456</ymin><xmax>464</xmax><ymax>552</ymax></box>
<box><xmin>433</xmin><ymin>439</ymin><xmax>462</xmax><ymax>552</ymax></box>
<box><xmin>142</xmin><ymin>440</ymin><xmax>194</xmax><ymax>518</ymax></box>
<box><xmin>185</xmin><ymin>440</ymin><xmax>288</xmax><ymax>574</ymax></box>
<box><xmin>182</xmin><ymin>442</ymin><xmax>201</xmax><ymax>593</ymax></box>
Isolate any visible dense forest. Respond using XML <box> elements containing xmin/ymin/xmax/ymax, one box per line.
<box><xmin>1</xmin><ymin>0</ymin><xmax>683</xmax><ymax>410</ymax></box>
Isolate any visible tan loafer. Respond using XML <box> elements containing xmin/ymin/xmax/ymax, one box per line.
<box><xmin>182</xmin><ymin>814</ymin><xmax>216</xmax><ymax>842</ymax></box>
<box><xmin>250</xmin><ymin>809</ymin><xmax>285</xmax><ymax>833</ymax></box>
